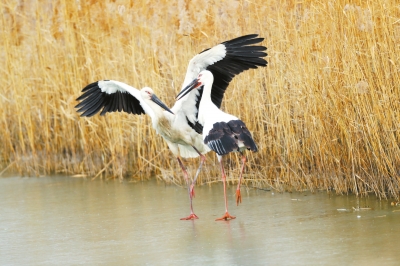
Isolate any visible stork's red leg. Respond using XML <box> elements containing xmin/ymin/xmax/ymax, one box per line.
<box><xmin>236</xmin><ymin>154</ymin><xmax>247</xmax><ymax>206</ymax></box>
<box><xmin>216</xmin><ymin>156</ymin><xmax>236</xmax><ymax>221</ymax></box>
<box><xmin>191</xmin><ymin>154</ymin><xmax>206</xmax><ymax>198</ymax></box>
<box><xmin>177</xmin><ymin>157</ymin><xmax>199</xmax><ymax>220</ymax></box>
<box><xmin>189</xmin><ymin>146</ymin><xmax>207</xmax><ymax>198</ymax></box>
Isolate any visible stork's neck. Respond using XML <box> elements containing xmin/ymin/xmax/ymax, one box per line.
<box><xmin>142</xmin><ymin>99</ymin><xmax>168</xmax><ymax>124</ymax></box>
<box><xmin>198</xmin><ymin>81</ymin><xmax>218</xmax><ymax>125</ymax></box>
<box><xmin>201</xmin><ymin>81</ymin><xmax>213</xmax><ymax>103</ymax></box>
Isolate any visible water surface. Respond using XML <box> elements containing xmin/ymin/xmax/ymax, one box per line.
<box><xmin>1</xmin><ymin>176</ymin><xmax>399</xmax><ymax>265</ymax></box>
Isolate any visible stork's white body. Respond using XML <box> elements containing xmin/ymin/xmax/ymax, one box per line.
<box><xmin>96</xmin><ymin>81</ymin><xmax>209</xmax><ymax>159</ymax></box>
<box><xmin>153</xmin><ymin>110</ymin><xmax>209</xmax><ymax>158</ymax></box>
<box><xmin>197</xmin><ymin>89</ymin><xmax>238</xmax><ymax>144</ymax></box>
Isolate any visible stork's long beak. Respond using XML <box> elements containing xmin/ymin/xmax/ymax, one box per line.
<box><xmin>151</xmin><ymin>94</ymin><xmax>174</xmax><ymax>114</ymax></box>
<box><xmin>176</xmin><ymin>78</ymin><xmax>200</xmax><ymax>101</ymax></box>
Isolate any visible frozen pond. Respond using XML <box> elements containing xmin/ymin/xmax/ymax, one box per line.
<box><xmin>1</xmin><ymin>176</ymin><xmax>399</xmax><ymax>265</ymax></box>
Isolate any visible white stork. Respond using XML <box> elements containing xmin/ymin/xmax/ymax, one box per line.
<box><xmin>176</xmin><ymin>70</ymin><xmax>258</xmax><ymax>221</ymax></box>
<box><xmin>75</xmin><ymin>34</ymin><xmax>267</xmax><ymax>220</ymax></box>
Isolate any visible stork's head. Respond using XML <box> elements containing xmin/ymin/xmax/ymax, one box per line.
<box><xmin>176</xmin><ymin>70</ymin><xmax>214</xmax><ymax>101</ymax></box>
<box><xmin>140</xmin><ymin>87</ymin><xmax>174</xmax><ymax>114</ymax></box>
<box><xmin>196</xmin><ymin>70</ymin><xmax>214</xmax><ymax>85</ymax></box>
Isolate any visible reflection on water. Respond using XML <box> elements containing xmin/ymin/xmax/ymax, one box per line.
<box><xmin>0</xmin><ymin>176</ymin><xmax>399</xmax><ymax>265</ymax></box>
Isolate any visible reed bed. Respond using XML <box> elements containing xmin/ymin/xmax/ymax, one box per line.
<box><xmin>1</xmin><ymin>0</ymin><xmax>399</xmax><ymax>199</ymax></box>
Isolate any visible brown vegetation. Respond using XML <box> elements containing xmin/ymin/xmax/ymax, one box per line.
<box><xmin>1</xmin><ymin>0</ymin><xmax>400</xmax><ymax>199</ymax></box>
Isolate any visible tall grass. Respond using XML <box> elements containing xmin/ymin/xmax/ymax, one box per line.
<box><xmin>1</xmin><ymin>0</ymin><xmax>399</xmax><ymax>199</ymax></box>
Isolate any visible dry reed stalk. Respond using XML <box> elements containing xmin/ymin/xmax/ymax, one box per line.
<box><xmin>1</xmin><ymin>0</ymin><xmax>399</xmax><ymax>199</ymax></box>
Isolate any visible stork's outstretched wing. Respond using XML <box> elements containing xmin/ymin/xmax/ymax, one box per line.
<box><xmin>75</xmin><ymin>80</ymin><xmax>145</xmax><ymax>117</ymax></box>
<box><xmin>173</xmin><ymin>34</ymin><xmax>268</xmax><ymax>132</ymax></box>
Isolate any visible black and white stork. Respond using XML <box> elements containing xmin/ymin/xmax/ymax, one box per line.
<box><xmin>75</xmin><ymin>34</ymin><xmax>267</xmax><ymax>220</ymax></box>
<box><xmin>177</xmin><ymin>70</ymin><xmax>258</xmax><ymax>221</ymax></box>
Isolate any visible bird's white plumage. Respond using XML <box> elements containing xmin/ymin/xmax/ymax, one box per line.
<box><xmin>95</xmin><ymin>80</ymin><xmax>209</xmax><ymax>157</ymax></box>
<box><xmin>171</xmin><ymin>88</ymin><xmax>201</xmax><ymax>125</ymax></box>
<box><xmin>97</xmin><ymin>80</ymin><xmax>159</xmax><ymax>120</ymax></box>
<box><xmin>172</xmin><ymin>44</ymin><xmax>226</xmax><ymax>125</ymax></box>
<box><xmin>188</xmin><ymin>70</ymin><xmax>257</xmax><ymax>157</ymax></box>
<box><xmin>98</xmin><ymin>80</ymin><xmax>138</xmax><ymax>96</ymax></box>
<box><xmin>181</xmin><ymin>44</ymin><xmax>226</xmax><ymax>90</ymax></box>
<box><xmin>196</xmin><ymin>72</ymin><xmax>239</xmax><ymax>141</ymax></box>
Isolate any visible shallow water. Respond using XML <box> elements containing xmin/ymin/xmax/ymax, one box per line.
<box><xmin>0</xmin><ymin>176</ymin><xmax>399</xmax><ymax>265</ymax></box>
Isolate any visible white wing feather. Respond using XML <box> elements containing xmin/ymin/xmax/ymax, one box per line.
<box><xmin>172</xmin><ymin>43</ymin><xmax>226</xmax><ymax>124</ymax></box>
<box><xmin>98</xmin><ymin>80</ymin><xmax>141</xmax><ymax>98</ymax></box>
<box><xmin>97</xmin><ymin>80</ymin><xmax>154</xmax><ymax>118</ymax></box>
<box><xmin>180</xmin><ymin>44</ymin><xmax>226</xmax><ymax>91</ymax></box>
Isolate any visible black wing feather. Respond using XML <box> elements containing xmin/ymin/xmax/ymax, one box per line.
<box><xmin>206</xmin><ymin>34</ymin><xmax>268</xmax><ymax>108</ymax></box>
<box><xmin>76</xmin><ymin>91</ymin><xmax>103</xmax><ymax>112</ymax></box>
<box><xmin>75</xmin><ymin>81</ymin><xmax>145</xmax><ymax>117</ymax></box>
<box><xmin>76</xmin><ymin>83</ymin><xmax>100</xmax><ymax>101</ymax></box>
<box><xmin>219</xmin><ymin>34</ymin><xmax>259</xmax><ymax>45</ymax></box>
<box><xmin>228</xmin><ymin>120</ymin><xmax>258</xmax><ymax>152</ymax></box>
<box><xmin>81</xmin><ymin>98</ymin><xmax>105</xmax><ymax>117</ymax></box>
<box><xmin>204</xmin><ymin>122</ymin><xmax>238</xmax><ymax>156</ymax></box>
<box><xmin>100</xmin><ymin>97</ymin><xmax>112</xmax><ymax>116</ymax></box>
<box><xmin>204</xmin><ymin>120</ymin><xmax>257</xmax><ymax>156</ymax></box>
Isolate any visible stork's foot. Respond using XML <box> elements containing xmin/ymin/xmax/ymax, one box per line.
<box><xmin>190</xmin><ymin>184</ymin><xmax>195</xmax><ymax>198</ymax></box>
<box><xmin>215</xmin><ymin>212</ymin><xmax>236</xmax><ymax>221</ymax></box>
<box><xmin>180</xmin><ymin>213</ymin><xmax>199</xmax><ymax>220</ymax></box>
<box><xmin>236</xmin><ymin>189</ymin><xmax>242</xmax><ymax>206</ymax></box>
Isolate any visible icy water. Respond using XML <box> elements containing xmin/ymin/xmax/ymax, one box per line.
<box><xmin>0</xmin><ymin>176</ymin><xmax>399</xmax><ymax>265</ymax></box>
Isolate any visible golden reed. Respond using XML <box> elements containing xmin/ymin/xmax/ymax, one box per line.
<box><xmin>1</xmin><ymin>0</ymin><xmax>399</xmax><ymax>199</ymax></box>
